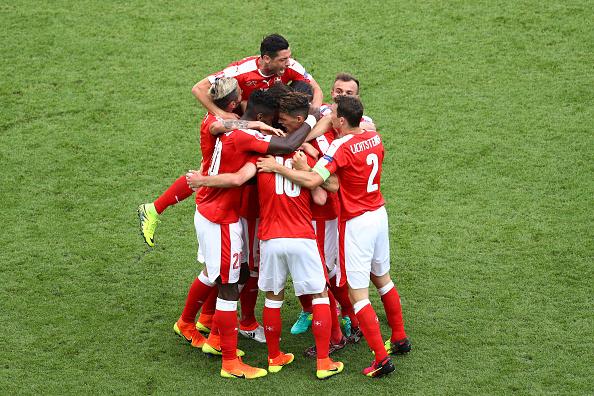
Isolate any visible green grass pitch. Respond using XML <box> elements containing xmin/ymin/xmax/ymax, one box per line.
<box><xmin>1</xmin><ymin>1</ymin><xmax>592</xmax><ymax>394</ymax></box>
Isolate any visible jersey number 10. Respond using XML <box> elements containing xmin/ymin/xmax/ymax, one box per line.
<box><xmin>274</xmin><ymin>157</ymin><xmax>301</xmax><ymax>197</ymax></box>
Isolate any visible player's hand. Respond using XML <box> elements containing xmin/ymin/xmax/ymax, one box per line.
<box><xmin>292</xmin><ymin>150</ymin><xmax>310</xmax><ymax>171</ymax></box>
<box><xmin>298</xmin><ymin>142</ymin><xmax>318</xmax><ymax>159</ymax></box>
<box><xmin>186</xmin><ymin>170</ymin><xmax>205</xmax><ymax>190</ymax></box>
<box><xmin>217</xmin><ymin>111</ymin><xmax>240</xmax><ymax>120</ymax></box>
<box><xmin>255</xmin><ymin>121</ymin><xmax>286</xmax><ymax>137</ymax></box>
<box><xmin>256</xmin><ymin>155</ymin><xmax>279</xmax><ymax>173</ymax></box>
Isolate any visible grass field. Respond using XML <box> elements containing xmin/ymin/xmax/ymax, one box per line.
<box><xmin>1</xmin><ymin>0</ymin><xmax>593</xmax><ymax>394</ymax></box>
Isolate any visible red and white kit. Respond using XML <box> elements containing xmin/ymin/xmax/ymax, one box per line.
<box><xmin>257</xmin><ymin>153</ymin><xmax>327</xmax><ymax>296</ymax></box>
<box><xmin>310</xmin><ymin>132</ymin><xmax>340</xmax><ymax>277</ymax></box>
<box><xmin>208</xmin><ymin>56</ymin><xmax>312</xmax><ymax>99</ymax></box>
<box><xmin>195</xmin><ymin>129</ymin><xmax>271</xmax><ymax>284</ymax></box>
<box><xmin>312</xmin><ymin>130</ymin><xmax>389</xmax><ymax>289</ymax></box>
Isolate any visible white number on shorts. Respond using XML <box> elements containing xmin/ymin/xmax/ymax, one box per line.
<box><xmin>366</xmin><ymin>153</ymin><xmax>379</xmax><ymax>192</ymax></box>
<box><xmin>274</xmin><ymin>156</ymin><xmax>301</xmax><ymax>197</ymax></box>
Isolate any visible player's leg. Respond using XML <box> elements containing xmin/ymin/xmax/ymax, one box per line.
<box><xmin>173</xmin><ymin>209</ymin><xmax>216</xmax><ymax>347</ymax></box>
<box><xmin>238</xmin><ymin>218</ymin><xmax>265</xmax><ymax>342</ymax></box>
<box><xmin>370</xmin><ymin>207</ymin><xmax>410</xmax><ymax>354</ymax></box>
<box><xmin>259</xmin><ymin>239</ymin><xmax>294</xmax><ymax>373</ymax></box>
<box><xmin>213</xmin><ymin>220</ymin><xmax>266</xmax><ymax>379</ymax></box>
<box><xmin>340</xmin><ymin>214</ymin><xmax>395</xmax><ymax>378</ymax></box>
<box><xmin>196</xmin><ymin>286</ymin><xmax>217</xmax><ymax>334</ymax></box>
<box><xmin>288</xmin><ymin>238</ymin><xmax>343</xmax><ymax>379</ymax></box>
<box><xmin>137</xmin><ymin>175</ymin><xmax>194</xmax><ymax>246</ymax></box>
<box><xmin>322</xmin><ymin>217</ymin><xmax>360</xmax><ymax>339</ymax></box>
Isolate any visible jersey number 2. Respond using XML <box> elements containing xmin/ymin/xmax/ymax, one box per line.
<box><xmin>274</xmin><ymin>157</ymin><xmax>301</xmax><ymax>197</ymax></box>
<box><xmin>366</xmin><ymin>153</ymin><xmax>379</xmax><ymax>192</ymax></box>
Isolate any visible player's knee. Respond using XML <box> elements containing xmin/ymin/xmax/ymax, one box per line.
<box><xmin>217</xmin><ymin>282</ymin><xmax>240</xmax><ymax>301</ymax></box>
<box><xmin>238</xmin><ymin>262</ymin><xmax>250</xmax><ymax>284</ymax></box>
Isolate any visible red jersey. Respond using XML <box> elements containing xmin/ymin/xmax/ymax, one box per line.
<box><xmin>257</xmin><ymin>153</ymin><xmax>317</xmax><ymax>240</ymax></box>
<box><xmin>208</xmin><ymin>56</ymin><xmax>312</xmax><ymax>100</ymax></box>
<box><xmin>197</xmin><ymin>129</ymin><xmax>271</xmax><ymax>224</ymax></box>
<box><xmin>239</xmin><ymin>180</ymin><xmax>260</xmax><ymax>220</ymax></box>
<box><xmin>310</xmin><ymin>132</ymin><xmax>339</xmax><ymax>220</ymax></box>
<box><xmin>196</xmin><ymin>113</ymin><xmax>220</xmax><ymax>203</ymax></box>
<box><xmin>312</xmin><ymin>130</ymin><xmax>385</xmax><ymax>221</ymax></box>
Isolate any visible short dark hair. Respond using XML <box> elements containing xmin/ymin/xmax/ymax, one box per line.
<box><xmin>245</xmin><ymin>89</ymin><xmax>277</xmax><ymax>118</ymax></box>
<box><xmin>279</xmin><ymin>92</ymin><xmax>310</xmax><ymax>118</ymax></box>
<box><xmin>334</xmin><ymin>72</ymin><xmax>360</xmax><ymax>93</ymax></box>
<box><xmin>289</xmin><ymin>80</ymin><xmax>313</xmax><ymax>102</ymax></box>
<box><xmin>260</xmin><ymin>34</ymin><xmax>289</xmax><ymax>58</ymax></box>
<box><xmin>267</xmin><ymin>82</ymin><xmax>292</xmax><ymax>109</ymax></box>
<box><xmin>334</xmin><ymin>95</ymin><xmax>363</xmax><ymax>127</ymax></box>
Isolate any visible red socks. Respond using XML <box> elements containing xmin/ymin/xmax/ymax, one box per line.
<box><xmin>214</xmin><ymin>298</ymin><xmax>238</xmax><ymax>361</ymax></box>
<box><xmin>298</xmin><ymin>294</ymin><xmax>313</xmax><ymax>313</ymax></box>
<box><xmin>354</xmin><ymin>299</ymin><xmax>388</xmax><ymax>362</ymax></box>
<box><xmin>379</xmin><ymin>281</ymin><xmax>407</xmax><ymax>341</ymax></box>
<box><xmin>180</xmin><ymin>272</ymin><xmax>214</xmax><ymax>323</ymax></box>
<box><xmin>239</xmin><ymin>275</ymin><xmax>259</xmax><ymax>329</ymax></box>
<box><xmin>263</xmin><ymin>299</ymin><xmax>283</xmax><ymax>359</ymax></box>
<box><xmin>311</xmin><ymin>297</ymin><xmax>332</xmax><ymax>359</ymax></box>
<box><xmin>329</xmin><ymin>276</ymin><xmax>359</xmax><ymax>328</ymax></box>
<box><xmin>328</xmin><ymin>292</ymin><xmax>343</xmax><ymax>344</ymax></box>
<box><xmin>154</xmin><ymin>175</ymin><xmax>194</xmax><ymax>214</ymax></box>
<box><xmin>196</xmin><ymin>286</ymin><xmax>217</xmax><ymax>328</ymax></box>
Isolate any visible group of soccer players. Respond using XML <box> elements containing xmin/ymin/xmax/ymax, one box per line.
<box><xmin>137</xmin><ymin>34</ymin><xmax>411</xmax><ymax>380</ymax></box>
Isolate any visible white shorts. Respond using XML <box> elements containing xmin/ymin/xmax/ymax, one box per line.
<box><xmin>337</xmin><ymin>206</ymin><xmax>390</xmax><ymax>289</ymax></box>
<box><xmin>312</xmin><ymin>218</ymin><xmax>338</xmax><ymax>274</ymax></box>
<box><xmin>258</xmin><ymin>238</ymin><xmax>327</xmax><ymax>296</ymax></box>
<box><xmin>194</xmin><ymin>209</ymin><xmax>243</xmax><ymax>284</ymax></box>
<box><xmin>240</xmin><ymin>217</ymin><xmax>260</xmax><ymax>275</ymax></box>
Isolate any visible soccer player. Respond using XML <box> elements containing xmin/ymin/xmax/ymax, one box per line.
<box><xmin>256</xmin><ymin>95</ymin><xmax>410</xmax><ymax>378</ymax></box>
<box><xmin>137</xmin><ymin>78</ymin><xmax>283</xmax><ymax>247</ymax></box>
<box><xmin>185</xmin><ymin>90</ymin><xmax>319</xmax><ymax>379</ymax></box>
<box><xmin>192</xmin><ymin>33</ymin><xmax>323</xmax><ymax>119</ymax></box>
<box><xmin>172</xmin><ymin>82</ymin><xmax>283</xmax><ymax>355</ymax></box>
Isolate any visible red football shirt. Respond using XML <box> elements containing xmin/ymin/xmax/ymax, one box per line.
<box><xmin>197</xmin><ymin>129</ymin><xmax>271</xmax><ymax>224</ymax></box>
<box><xmin>208</xmin><ymin>56</ymin><xmax>312</xmax><ymax>100</ymax></box>
<box><xmin>257</xmin><ymin>153</ymin><xmax>317</xmax><ymax>240</ymax></box>
<box><xmin>312</xmin><ymin>130</ymin><xmax>385</xmax><ymax>221</ymax></box>
<box><xmin>310</xmin><ymin>132</ymin><xmax>339</xmax><ymax>220</ymax></box>
<box><xmin>196</xmin><ymin>112</ymin><xmax>220</xmax><ymax>203</ymax></box>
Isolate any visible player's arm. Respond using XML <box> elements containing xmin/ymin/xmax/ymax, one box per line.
<box><xmin>257</xmin><ymin>155</ymin><xmax>324</xmax><ymax>190</ymax></box>
<box><xmin>192</xmin><ymin>77</ymin><xmax>240</xmax><ymax>120</ymax></box>
<box><xmin>306</xmin><ymin>115</ymin><xmax>332</xmax><ymax>142</ymax></box>
<box><xmin>311</xmin><ymin>186</ymin><xmax>327</xmax><ymax>206</ymax></box>
<box><xmin>308</xmin><ymin>76</ymin><xmax>323</xmax><ymax>108</ymax></box>
<box><xmin>291</xmin><ymin>150</ymin><xmax>339</xmax><ymax>192</ymax></box>
<box><xmin>266</xmin><ymin>115</ymin><xmax>317</xmax><ymax>155</ymax></box>
<box><xmin>210</xmin><ymin>120</ymin><xmax>285</xmax><ymax>136</ymax></box>
<box><xmin>186</xmin><ymin>162</ymin><xmax>257</xmax><ymax>189</ymax></box>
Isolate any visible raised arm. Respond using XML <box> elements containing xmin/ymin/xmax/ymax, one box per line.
<box><xmin>306</xmin><ymin>115</ymin><xmax>332</xmax><ymax>142</ymax></box>
<box><xmin>192</xmin><ymin>77</ymin><xmax>240</xmax><ymax>120</ymax></box>
<box><xmin>186</xmin><ymin>162</ymin><xmax>257</xmax><ymax>189</ymax></box>
<box><xmin>308</xmin><ymin>76</ymin><xmax>324</xmax><ymax>108</ymax></box>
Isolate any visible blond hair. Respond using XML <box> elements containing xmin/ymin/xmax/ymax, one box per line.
<box><xmin>209</xmin><ymin>77</ymin><xmax>238</xmax><ymax>100</ymax></box>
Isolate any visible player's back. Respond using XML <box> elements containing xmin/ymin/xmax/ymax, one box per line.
<box><xmin>257</xmin><ymin>153</ymin><xmax>316</xmax><ymax>240</ymax></box>
<box><xmin>197</xmin><ymin>131</ymin><xmax>256</xmax><ymax>224</ymax></box>
<box><xmin>326</xmin><ymin>130</ymin><xmax>385</xmax><ymax>221</ymax></box>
